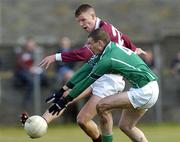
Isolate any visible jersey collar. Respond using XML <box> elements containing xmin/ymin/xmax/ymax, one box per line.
<box><xmin>95</xmin><ymin>17</ymin><xmax>101</xmax><ymax>30</ymax></box>
<box><xmin>101</xmin><ymin>41</ymin><xmax>112</xmax><ymax>57</ymax></box>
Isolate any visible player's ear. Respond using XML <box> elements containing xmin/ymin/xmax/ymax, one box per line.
<box><xmin>91</xmin><ymin>12</ymin><xmax>96</xmax><ymax>20</ymax></box>
<box><xmin>98</xmin><ymin>40</ymin><xmax>105</xmax><ymax>50</ymax></box>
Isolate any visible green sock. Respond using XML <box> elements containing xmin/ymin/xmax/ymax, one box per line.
<box><xmin>102</xmin><ymin>134</ymin><xmax>113</xmax><ymax>142</ymax></box>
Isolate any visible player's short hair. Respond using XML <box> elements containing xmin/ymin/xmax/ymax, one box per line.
<box><xmin>88</xmin><ymin>29</ymin><xmax>110</xmax><ymax>44</ymax></box>
<box><xmin>75</xmin><ymin>4</ymin><xmax>95</xmax><ymax>17</ymax></box>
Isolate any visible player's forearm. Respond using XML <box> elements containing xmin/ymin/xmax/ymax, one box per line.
<box><xmin>67</xmin><ymin>77</ymin><xmax>95</xmax><ymax>99</ymax></box>
<box><xmin>58</xmin><ymin>46</ymin><xmax>94</xmax><ymax>62</ymax></box>
<box><xmin>66</xmin><ymin>63</ymin><xmax>93</xmax><ymax>89</ymax></box>
<box><xmin>70</xmin><ymin>87</ymin><xmax>92</xmax><ymax>104</ymax></box>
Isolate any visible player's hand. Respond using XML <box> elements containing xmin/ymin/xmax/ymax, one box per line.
<box><xmin>45</xmin><ymin>88</ymin><xmax>65</xmax><ymax>104</ymax></box>
<box><xmin>135</xmin><ymin>48</ymin><xmax>147</xmax><ymax>55</ymax></box>
<box><xmin>20</xmin><ymin>112</ymin><xmax>29</xmax><ymax>126</ymax></box>
<box><xmin>39</xmin><ymin>54</ymin><xmax>56</xmax><ymax>69</ymax></box>
<box><xmin>48</xmin><ymin>97</ymin><xmax>67</xmax><ymax>115</ymax></box>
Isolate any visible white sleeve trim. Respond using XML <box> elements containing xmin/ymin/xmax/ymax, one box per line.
<box><xmin>55</xmin><ymin>53</ymin><xmax>62</xmax><ymax>61</ymax></box>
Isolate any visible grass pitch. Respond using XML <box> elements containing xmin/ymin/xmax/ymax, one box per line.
<box><xmin>0</xmin><ymin>123</ymin><xmax>180</xmax><ymax>142</ymax></box>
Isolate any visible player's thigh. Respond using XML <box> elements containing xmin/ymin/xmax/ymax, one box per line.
<box><xmin>119</xmin><ymin>109</ymin><xmax>146</xmax><ymax>128</ymax></box>
<box><xmin>97</xmin><ymin>92</ymin><xmax>133</xmax><ymax>111</ymax></box>
<box><xmin>77</xmin><ymin>95</ymin><xmax>102</xmax><ymax>121</ymax></box>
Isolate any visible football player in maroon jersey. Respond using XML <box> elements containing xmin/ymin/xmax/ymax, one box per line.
<box><xmin>22</xmin><ymin>4</ymin><xmax>146</xmax><ymax>142</ymax></box>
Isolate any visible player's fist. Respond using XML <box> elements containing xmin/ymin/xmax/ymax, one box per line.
<box><xmin>45</xmin><ymin>88</ymin><xmax>65</xmax><ymax>104</ymax></box>
<box><xmin>45</xmin><ymin>93</ymin><xmax>57</xmax><ymax>104</ymax></box>
<box><xmin>48</xmin><ymin>97</ymin><xmax>67</xmax><ymax>115</ymax></box>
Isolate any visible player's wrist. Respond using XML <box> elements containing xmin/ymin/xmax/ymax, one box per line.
<box><xmin>55</xmin><ymin>53</ymin><xmax>62</xmax><ymax>61</ymax></box>
<box><xmin>57</xmin><ymin>88</ymin><xmax>66</xmax><ymax>97</ymax></box>
<box><xmin>66</xmin><ymin>81</ymin><xmax>75</xmax><ymax>89</ymax></box>
<box><xmin>64</xmin><ymin>95</ymin><xmax>73</xmax><ymax>104</ymax></box>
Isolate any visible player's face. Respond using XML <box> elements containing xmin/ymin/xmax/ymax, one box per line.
<box><xmin>87</xmin><ymin>37</ymin><xmax>103</xmax><ymax>54</ymax></box>
<box><xmin>76</xmin><ymin>11</ymin><xmax>96</xmax><ymax>33</ymax></box>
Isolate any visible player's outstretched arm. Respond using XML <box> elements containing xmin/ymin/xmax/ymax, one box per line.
<box><xmin>68</xmin><ymin>86</ymin><xmax>92</xmax><ymax>104</ymax></box>
<box><xmin>61</xmin><ymin>44</ymin><xmax>94</xmax><ymax>62</ymax></box>
<box><xmin>42</xmin><ymin>86</ymin><xmax>92</xmax><ymax>123</ymax></box>
<box><xmin>42</xmin><ymin>85</ymin><xmax>69</xmax><ymax>124</ymax></box>
<box><xmin>39</xmin><ymin>44</ymin><xmax>94</xmax><ymax>69</ymax></box>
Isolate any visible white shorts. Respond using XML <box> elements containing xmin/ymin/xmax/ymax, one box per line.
<box><xmin>91</xmin><ymin>74</ymin><xmax>125</xmax><ymax>98</ymax></box>
<box><xmin>127</xmin><ymin>81</ymin><xmax>159</xmax><ymax>109</ymax></box>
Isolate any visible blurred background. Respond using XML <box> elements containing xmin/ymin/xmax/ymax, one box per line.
<box><xmin>0</xmin><ymin>0</ymin><xmax>180</xmax><ymax>126</ymax></box>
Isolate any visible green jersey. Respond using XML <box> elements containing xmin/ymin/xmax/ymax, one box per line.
<box><xmin>66</xmin><ymin>55</ymin><xmax>100</xmax><ymax>88</ymax></box>
<box><xmin>68</xmin><ymin>42</ymin><xmax>158</xmax><ymax>99</ymax></box>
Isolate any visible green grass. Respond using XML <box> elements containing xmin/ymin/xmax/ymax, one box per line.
<box><xmin>0</xmin><ymin>123</ymin><xmax>180</xmax><ymax>142</ymax></box>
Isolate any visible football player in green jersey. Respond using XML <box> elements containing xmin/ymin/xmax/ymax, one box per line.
<box><xmin>47</xmin><ymin>29</ymin><xmax>159</xmax><ymax>142</ymax></box>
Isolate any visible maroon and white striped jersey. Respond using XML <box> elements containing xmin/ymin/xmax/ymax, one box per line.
<box><xmin>61</xmin><ymin>18</ymin><xmax>137</xmax><ymax>62</ymax></box>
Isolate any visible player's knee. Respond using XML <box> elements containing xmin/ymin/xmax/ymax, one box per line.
<box><xmin>119</xmin><ymin>123</ymin><xmax>131</xmax><ymax>133</ymax></box>
<box><xmin>76</xmin><ymin>115</ymin><xmax>86</xmax><ymax>126</ymax></box>
<box><xmin>96</xmin><ymin>103</ymin><xmax>104</xmax><ymax>115</ymax></box>
<box><xmin>96</xmin><ymin>101</ymin><xmax>109</xmax><ymax>115</ymax></box>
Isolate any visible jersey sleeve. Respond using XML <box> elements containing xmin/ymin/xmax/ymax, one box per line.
<box><xmin>66</xmin><ymin>55</ymin><xmax>100</xmax><ymax>88</ymax></box>
<box><xmin>68</xmin><ymin>58</ymin><xmax>111</xmax><ymax>99</ymax></box>
<box><xmin>66</xmin><ymin>63</ymin><xmax>93</xmax><ymax>89</ymax></box>
<box><xmin>61</xmin><ymin>44</ymin><xmax>94</xmax><ymax>62</ymax></box>
<box><xmin>121</xmin><ymin>34</ymin><xmax>137</xmax><ymax>52</ymax></box>
<box><xmin>100</xmin><ymin>22</ymin><xmax>137</xmax><ymax>52</ymax></box>
<box><xmin>90</xmin><ymin>58</ymin><xmax>111</xmax><ymax>79</ymax></box>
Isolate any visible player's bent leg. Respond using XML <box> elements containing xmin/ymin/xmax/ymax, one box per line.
<box><xmin>96</xmin><ymin>92</ymin><xmax>132</xmax><ymax>142</ymax></box>
<box><xmin>77</xmin><ymin>95</ymin><xmax>102</xmax><ymax>141</ymax></box>
<box><xmin>78</xmin><ymin>74</ymin><xmax>125</xmax><ymax>142</ymax></box>
<box><xmin>119</xmin><ymin>109</ymin><xmax>148</xmax><ymax>142</ymax></box>
<box><xmin>97</xmin><ymin>92</ymin><xmax>133</xmax><ymax>112</ymax></box>
<box><xmin>97</xmin><ymin>110</ymin><xmax>113</xmax><ymax>142</ymax></box>
<box><xmin>98</xmin><ymin>110</ymin><xmax>113</xmax><ymax>136</ymax></box>
<box><xmin>117</xmin><ymin>81</ymin><xmax>158</xmax><ymax>142</ymax></box>
<box><xmin>96</xmin><ymin>101</ymin><xmax>113</xmax><ymax>142</ymax></box>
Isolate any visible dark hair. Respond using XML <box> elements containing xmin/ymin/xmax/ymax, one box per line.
<box><xmin>88</xmin><ymin>29</ymin><xmax>110</xmax><ymax>44</ymax></box>
<box><xmin>75</xmin><ymin>4</ymin><xmax>94</xmax><ymax>17</ymax></box>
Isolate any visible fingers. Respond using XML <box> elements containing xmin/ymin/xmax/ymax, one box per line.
<box><xmin>38</xmin><ymin>59</ymin><xmax>45</xmax><ymax>68</ymax></box>
<box><xmin>51</xmin><ymin>109</ymin><xmax>60</xmax><ymax>116</ymax></box>
<box><xmin>48</xmin><ymin>104</ymin><xmax>58</xmax><ymax>116</ymax></box>
<box><xmin>136</xmin><ymin>48</ymin><xmax>147</xmax><ymax>55</ymax></box>
<box><xmin>39</xmin><ymin>59</ymin><xmax>49</xmax><ymax>69</ymax></box>
<box><xmin>52</xmin><ymin>111</ymin><xmax>56</xmax><ymax>116</ymax></box>
<box><xmin>141</xmin><ymin>49</ymin><xmax>147</xmax><ymax>55</ymax></box>
<box><xmin>44</xmin><ymin>61</ymin><xmax>49</xmax><ymax>69</ymax></box>
<box><xmin>48</xmin><ymin>104</ymin><xmax>54</xmax><ymax>113</ymax></box>
<box><xmin>48</xmin><ymin>104</ymin><xmax>66</xmax><ymax>116</ymax></box>
<box><xmin>39</xmin><ymin>55</ymin><xmax>56</xmax><ymax>69</ymax></box>
<box><xmin>46</xmin><ymin>97</ymin><xmax>55</xmax><ymax>104</ymax></box>
<box><xmin>56</xmin><ymin>111</ymin><xmax>60</xmax><ymax>116</ymax></box>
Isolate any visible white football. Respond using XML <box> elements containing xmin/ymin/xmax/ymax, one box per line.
<box><xmin>24</xmin><ymin>115</ymin><xmax>48</xmax><ymax>139</ymax></box>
